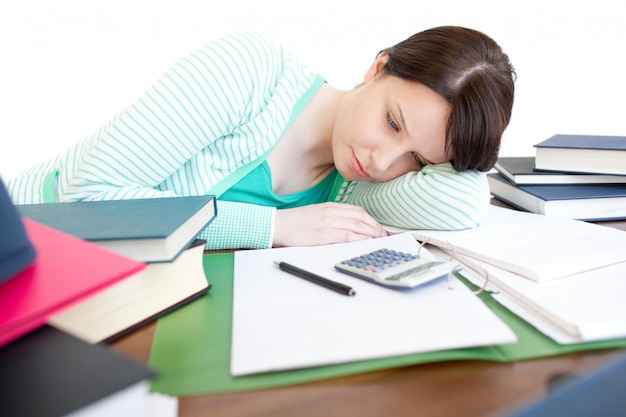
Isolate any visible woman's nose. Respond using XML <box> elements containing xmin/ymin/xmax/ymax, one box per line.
<box><xmin>371</xmin><ymin>145</ymin><xmax>404</xmax><ymax>174</ymax></box>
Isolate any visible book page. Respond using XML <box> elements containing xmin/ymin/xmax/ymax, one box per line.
<box><xmin>385</xmin><ymin>206</ymin><xmax>626</xmax><ymax>282</ymax></box>
<box><xmin>458</xmin><ymin>254</ymin><xmax>626</xmax><ymax>343</ymax></box>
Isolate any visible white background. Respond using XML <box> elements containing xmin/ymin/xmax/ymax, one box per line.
<box><xmin>1</xmin><ymin>0</ymin><xmax>624</xmax><ymax>180</ymax></box>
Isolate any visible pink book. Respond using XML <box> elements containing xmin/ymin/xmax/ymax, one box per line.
<box><xmin>0</xmin><ymin>219</ymin><xmax>145</xmax><ymax>347</ymax></box>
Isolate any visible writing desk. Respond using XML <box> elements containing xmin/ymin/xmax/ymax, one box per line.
<box><xmin>109</xmin><ymin>204</ymin><xmax>626</xmax><ymax>417</ymax></box>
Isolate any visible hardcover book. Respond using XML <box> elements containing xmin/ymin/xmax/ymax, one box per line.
<box><xmin>49</xmin><ymin>240</ymin><xmax>211</xmax><ymax>344</ymax></box>
<box><xmin>17</xmin><ymin>195</ymin><xmax>216</xmax><ymax>262</ymax></box>
<box><xmin>0</xmin><ymin>325</ymin><xmax>175</xmax><ymax>417</ymax></box>
<box><xmin>0</xmin><ymin>178</ymin><xmax>36</xmax><ymax>283</ymax></box>
<box><xmin>0</xmin><ymin>219</ymin><xmax>145</xmax><ymax>348</ymax></box>
<box><xmin>487</xmin><ymin>172</ymin><xmax>626</xmax><ymax>221</ymax></box>
<box><xmin>494</xmin><ymin>156</ymin><xmax>626</xmax><ymax>185</ymax></box>
<box><xmin>505</xmin><ymin>352</ymin><xmax>626</xmax><ymax>416</ymax></box>
<box><xmin>534</xmin><ymin>134</ymin><xmax>626</xmax><ymax>175</ymax></box>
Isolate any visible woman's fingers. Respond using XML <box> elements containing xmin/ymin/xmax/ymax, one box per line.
<box><xmin>273</xmin><ymin>202</ymin><xmax>387</xmax><ymax>247</ymax></box>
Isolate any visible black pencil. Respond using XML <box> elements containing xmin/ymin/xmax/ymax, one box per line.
<box><xmin>273</xmin><ymin>261</ymin><xmax>356</xmax><ymax>296</ymax></box>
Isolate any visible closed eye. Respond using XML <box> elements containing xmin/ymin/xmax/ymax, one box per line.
<box><xmin>386</xmin><ymin>112</ymin><xmax>399</xmax><ymax>132</ymax></box>
<box><xmin>411</xmin><ymin>152</ymin><xmax>427</xmax><ymax>169</ymax></box>
<box><xmin>387</xmin><ymin>111</ymin><xmax>429</xmax><ymax>169</ymax></box>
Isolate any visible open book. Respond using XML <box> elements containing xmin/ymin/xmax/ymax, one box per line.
<box><xmin>454</xmin><ymin>252</ymin><xmax>626</xmax><ymax>343</ymax></box>
<box><xmin>385</xmin><ymin>205</ymin><xmax>626</xmax><ymax>283</ymax></box>
<box><xmin>385</xmin><ymin>206</ymin><xmax>626</xmax><ymax>343</ymax></box>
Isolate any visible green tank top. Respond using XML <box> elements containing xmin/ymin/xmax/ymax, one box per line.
<box><xmin>219</xmin><ymin>161</ymin><xmax>338</xmax><ymax>208</ymax></box>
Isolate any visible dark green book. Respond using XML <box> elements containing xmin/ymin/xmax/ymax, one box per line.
<box><xmin>17</xmin><ymin>196</ymin><xmax>216</xmax><ymax>262</ymax></box>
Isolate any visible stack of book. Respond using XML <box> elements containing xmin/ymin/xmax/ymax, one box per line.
<box><xmin>488</xmin><ymin>134</ymin><xmax>626</xmax><ymax>221</ymax></box>
<box><xmin>0</xmin><ymin>218</ymin><xmax>146</xmax><ymax>347</ymax></box>
<box><xmin>1</xmin><ymin>179</ymin><xmax>212</xmax><ymax>413</ymax></box>
<box><xmin>16</xmin><ymin>195</ymin><xmax>217</xmax><ymax>343</ymax></box>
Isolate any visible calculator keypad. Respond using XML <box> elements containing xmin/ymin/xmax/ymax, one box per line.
<box><xmin>335</xmin><ymin>248</ymin><xmax>458</xmax><ymax>289</ymax></box>
<box><xmin>340</xmin><ymin>248</ymin><xmax>420</xmax><ymax>273</ymax></box>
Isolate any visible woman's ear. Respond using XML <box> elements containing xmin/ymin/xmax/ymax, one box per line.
<box><xmin>364</xmin><ymin>51</ymin><xmax>389</xmax><ymax>83</ymax></box>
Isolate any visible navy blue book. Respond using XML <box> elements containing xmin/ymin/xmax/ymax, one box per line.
<box><xmin>534</xmin><ymin>134</ymin><xmax>626</xmax><ymax>176</ymax></box>
<box><xmin>488</xmin><ymin>172</ymin><xmax>626</xmax><ymax>221</ymax></box>
<box><xmin>17</xmin><ymin>196</ymin><xmax>216</xmax><ymax>262</ymax></box>
<box><xmin>502</xmin><ymin>351</ymin><xmax>626</xmax><ymax>417</ymax></box>
<box><xmin>0</xmin><ymin>178</ymin><xmax>36</xmax><ymax>283</ymax></box>
<box><xmin>495</xmin><ymin>156</ymin><xmax>626</xmax><ymax>185</ymax></box>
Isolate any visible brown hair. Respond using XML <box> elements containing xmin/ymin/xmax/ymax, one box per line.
<box><xmin>380</xmin><ymin>26</ymin><xmax>515</xmax><ymax>172</ymax></box>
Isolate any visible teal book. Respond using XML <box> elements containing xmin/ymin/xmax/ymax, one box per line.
<box><xmin>17</xmin><ymin>196</ymin><xmax>216</xmax><ymax>262</ymax></box>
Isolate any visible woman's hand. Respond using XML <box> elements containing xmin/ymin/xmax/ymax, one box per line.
<box><xmin>273</xmin><ymin>202</ymin><xmax>387</xmax><ymax>247</ymax></box>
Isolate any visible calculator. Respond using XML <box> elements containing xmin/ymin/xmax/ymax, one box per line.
<box><xmin>334</xmin><ymin>248</ymin><xmax>458</xmax><ymax>289</ymax></box>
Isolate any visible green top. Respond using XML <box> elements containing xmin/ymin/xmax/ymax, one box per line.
<box><xmin>220</xmin><ymin>161</ymin><xmax>338</xmax><ymax>208</ymax></box>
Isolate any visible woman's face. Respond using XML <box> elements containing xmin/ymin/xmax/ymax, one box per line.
<box><xmin>332</xmin><ymin>59</ymin><xmax>451</xmax><ymax>182</ymax></box>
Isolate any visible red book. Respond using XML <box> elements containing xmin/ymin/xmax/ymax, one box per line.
<box><xmin>0</xmin><ymin>219</ymin><xmax>145</xmax><ymax>347</ymax></box>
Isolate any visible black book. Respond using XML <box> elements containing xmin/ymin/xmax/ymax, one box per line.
<box><xmin>495</xmin><ymin>156</ymin><xmax>626</xmax><ymax>185</ymax></box>
<box><xmin>0</xmin><ymin>326</ymin><xmax>159</xmax><ymax>417</ymax></box>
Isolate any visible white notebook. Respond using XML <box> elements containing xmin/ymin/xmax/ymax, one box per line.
<box><xmin>230</xmin><ymin>233</ymin><xmax>516</xmax><ymax>376</ymax></box>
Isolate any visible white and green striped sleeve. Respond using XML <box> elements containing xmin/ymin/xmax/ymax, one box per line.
<box><xmin>336</xmin><ymin>163</ymin><xmax>491</xmax><ymax>230</ymax></box>
<box><xmin>56</xmin><ymin>31</ymin><xmax>284</xmax><ymax>202</ymax></box>
<box><xmin>197</xmin><ymin>201</ymin><xmax>275</xmax><ymax>250</ymax></box>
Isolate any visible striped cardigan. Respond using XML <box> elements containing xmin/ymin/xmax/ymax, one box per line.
<box><xmin>7</xmin><ymin>31</ymin><xmax>489</xmax><ymax>250</ymax></box>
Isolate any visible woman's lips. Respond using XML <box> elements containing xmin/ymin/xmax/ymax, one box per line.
<box><xmin>351</xmin><ymin>151</ymin><xmax>370</xmax><ymax>179</ymax></box>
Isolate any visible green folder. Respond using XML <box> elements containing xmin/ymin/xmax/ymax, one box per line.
<box><xmin>148</xmin><ymin>253</ymin><xmax>626</xmax><ymax>396</ymax></box>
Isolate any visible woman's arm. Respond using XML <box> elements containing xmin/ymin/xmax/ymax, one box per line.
<box><xmin>207</xmin><ymin>163</ymin><xmax>489</xmax><ymax>251</ymax></box>
<box><xmin>199</xmin><ymin>200</ymin><xmax>386</xmax><ymax>250</ymax></box>
<box><xmin>55</xmin><ymin>32</ymin><xmax>285</xmax><ymax>202</ymax></box>
<box><xmin>335</xmin><ymin>163</ymin><xmax>491</xmax><ymax>230</ymax></box>
<box><xmin>197</xmin><ymin>200</ymin><xmax>276</xmax><ymax>250</ymax></box>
